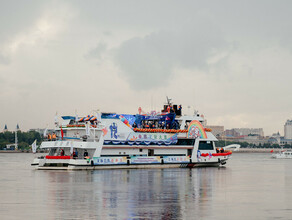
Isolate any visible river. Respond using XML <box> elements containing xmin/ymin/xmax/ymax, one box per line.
<box><xmin>0</xmin><ymin>153</ymin><xmax>291</xmax><ymax>219</ymax></box>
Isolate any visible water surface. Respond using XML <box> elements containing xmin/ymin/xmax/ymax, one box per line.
<box><xmin>0</xmin><ymin>153</ymin><xmax>291</xmax><ymax>219</ymax></box>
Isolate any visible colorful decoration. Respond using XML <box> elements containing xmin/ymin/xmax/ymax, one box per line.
<box><xmin>197</xmin><ymin>150</ymin><xmax>201</xmax><ymax>161</ymax></box>
<box><xmin>109</xmin><ymin>123</ymin><xmax>118</xmax><ymax>139</ymax></box>
<box><xmin>200</xmin><ymin>151</ymin><xmax>232</xmax><ymax>157</ymax></box>
<box><xmin>212</xmin><ymin>151</ymin><xmax>232</xmax><ymax>157</ymax></box>
<box><xmin>119</xmin><ymin>115</ymin><xmax>132</xmax><ymax>128</ymax></box>
<box><xmin>102</xmin><ymin>127</ymin><xmax>108</xmax><ymax>136</ymax></box>
<box><xmin>163</xmin><ymin>156</ymin><xmax>189</xmax><ymax>163</ymax></box>
<box><xmin>133</xmin><ymin>128</ymin><xmax>188</xmax><ymax>133</ymax></box>
<box><xmin>187</xmin><ymin>120</ymin><xmax>207</xmax><ymax>139</ymax></box>
<box><xmin>93</xmin><ymin>157</ymin><xmax>127</xmax><ymax>165</ymax></box>
<box><xmin>67</xmin><ymin>124</ymin><xmax>85</xmax><ymax>127</ymax></box>
<box><xmin>46</xmin><ymin>156</ymin><xmax>71</xmax><ymax>159</ymax></box>
<box><xmin>131</xmin><ymin>156</ymin><xmax>161</xmax><ymax>164</ymax></box>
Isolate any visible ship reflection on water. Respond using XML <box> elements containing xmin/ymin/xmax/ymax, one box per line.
<box><xmin>1</xmin><ymin>153</ymin><xmax>291</xmax><ymax>219</ymax></box>
<box><xmin>46</xmin><ymin>167</ymin><xmax>230</xmax><ymax>219</ymax></box>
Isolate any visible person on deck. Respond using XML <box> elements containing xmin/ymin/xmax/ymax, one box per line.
<box><xmin>220</xmin><ymin>148</ymin><xmax>224</xmax><ymax>153</ymax></box>
<box><xmin>60</xmin><ymin>149</ymin><xmax>65</xmax><ymax>156</ymax></box>
<box><xmin>73</xmin><ymin>149</ymin><xmax>78</xmax><ymax>159</ymax></box>
<box><xmin>84</xmin><ymin>150</ymin><xmax>89</xmax><ymax>159</ymax></box>
<box><xmin>52</xmin><ymin>133</ymin><xmax>56</xmax><ymax>141</ymax></box>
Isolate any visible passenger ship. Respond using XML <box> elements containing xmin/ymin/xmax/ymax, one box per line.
<box><xmin>32</xmin><ymin>101</ymin><xmax>233</xmax><ymax>170</ymax></box>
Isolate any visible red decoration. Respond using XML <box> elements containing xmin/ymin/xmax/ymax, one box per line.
<box><xmin>61</xmin><ymin>127</ymin><xmax>64</xmax><ymax>140</ymax></box>
<box><xmin>212</xmin><ymin>151</ymin><xmax>232</xmax><ymax>157</ymax></box>
<box><xmin>45</xmin><ymin>156</ymin><xmax>71</xmax><ymax>159</ymax></box>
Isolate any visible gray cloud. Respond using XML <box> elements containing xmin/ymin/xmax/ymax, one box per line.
<box><xmin>113</xmin><ymin>20</ymin><xmax>228</xmax><ymax>90</ymax></box>
<box><xmin>0</xmin><ymin>0</ymin><xmax>45</xmax><ymax>42</ymax></box>
<box><xmin>85</xmin><ymin>42</ymin><xmax>107</xmax><ymax>60</ymax></box>
<box><xmin>0</xmin><ymin>51</ymin><xmax>10</xmax><ymax>65</ymax></box>
<box><xmin>0</xmin><ymin>0</ymin><xmax>292</xmax><ymax>135</ymax></box>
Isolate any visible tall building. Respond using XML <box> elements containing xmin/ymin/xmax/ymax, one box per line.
<box><xmin>233</xmin><ymin>128</ymin><xmax>264</xmax><ymax>137</ymax></box>
<box><xmin>284</xmin><ymin>120</ymin><xmax>292</xmax><ymax>139</ymax></box>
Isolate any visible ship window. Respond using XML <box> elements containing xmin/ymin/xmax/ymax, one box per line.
<box><xmin>177</xmin><ymin>139</ymin><xmax>195</xmax><ymax>145</ymax></box>
<box><xmin>139</xmin><ymin>149</ymin><xmax>143</xmax><ymax>152</ymax></box>
<box><xmin>198</xmin><ymin>141</ymin><xmax>214</xmax><ymax>150</ymax></box>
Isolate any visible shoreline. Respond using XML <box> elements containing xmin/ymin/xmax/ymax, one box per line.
<box><xmin>0</xmin><ymin>150</ymin><xmax>46</xmax><ymax>153</ymax></box>
<box><xmin>235</xmin><ymin>148</ymin><xmax>278</xmax><ymax>153</ymax></box>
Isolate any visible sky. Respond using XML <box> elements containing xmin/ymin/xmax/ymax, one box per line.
<box><xmin>0</xmin><ymin>0</ymin><xmax>291</xmax><ymax>136</ymax></box>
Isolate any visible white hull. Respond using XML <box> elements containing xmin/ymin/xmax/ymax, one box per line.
<box><xmin>34</xmin><ymin>162</ymin><xmax>223</xmax><ymax>170</ymax></box>
<box><xmin>272</xmin><ymin>151</ymin><xmax>292</xmax><ymax>159</ymax></box>
<box><xmin>33</xmin><ymin>154</ymin><xmax>229</xmax><ymax>170</ymax></box>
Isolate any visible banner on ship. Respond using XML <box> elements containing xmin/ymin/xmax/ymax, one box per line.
<box><xmin>93</xmin><ymin>157</ymin><xmax>127</xmax><ymax>165</ymax></box>
<box><xmin>163</xmin><ymin>156</ymin><xmax>190</xmax><ymax>163</ymax></box>
<box><xmin>130</xmin><ymin>156</ymin><xmax>161</xmax><ymax>164</ymax></box>
<box><xmin>127</xmin><ymin>133</ymin><xmax>178</xmax><ymax>144</ymax></box>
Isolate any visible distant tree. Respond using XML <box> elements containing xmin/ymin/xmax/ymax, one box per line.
<box><xmin>0</xmin><ymin>131</ymin><xmax>42</xmax><ymax>150</ymax></box>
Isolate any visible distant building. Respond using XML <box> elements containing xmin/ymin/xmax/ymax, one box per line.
<box><xmin>224</xmin><ymin>129</ymin><xmax>240</xmax><ymax>137</ymax></box>
<box><xmin>280</xmin><ymin>137</ymin><xmax>292</xmax><ymax>146</ymax></box>
<box><xmin>207</xmin><ymin>125</ymin><xmax>224</xmax><ymax>137</ymax></box>
<box><xmin>233</xmin><ymin>128</ymin><xmax>264</xmax><ymax>137</ymax></box>
<box><xmin>29</xmin><ymin>128</ymin><xmax>54</xmax><ymax>136</ymax></box>
<box><xmin>284</xmin><ymin>120</ymin><xmax>292</xmax><ymax>139</ymax></box>
<box><xmin>268</xmin><ymin>132</ymin><xmax>281</xmax><ymax>144</ymax></box>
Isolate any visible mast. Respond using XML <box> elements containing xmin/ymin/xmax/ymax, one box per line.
<box><xmin>166</xmin><ymin>96</ymin><xmax>172</xmax><ymax>105</ymax></box>
<box><xmin>15</xmin><ymin>124</ymin><xmax>18</xmax><ymax>150</ymax></box>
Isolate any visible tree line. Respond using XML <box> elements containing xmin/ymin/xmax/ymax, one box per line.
<box><xmin>216</xmin><ymin>140</ymin><xmax>292</xmax><ymax>148</ymax></box>
<box><xmin>0</xmin><ymin>131</ymin><xmax>42</xmax><ymax>150</ymax></box>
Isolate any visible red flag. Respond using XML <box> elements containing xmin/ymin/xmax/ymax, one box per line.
<box><xmin>270</xmin><ymin>149</ymin><xmax>274</xmax><ymax>153</ymax></box>
<box><xmin>61</xmin><ymin>127</ymin><xmax>64</xmax><ymax>140</ymax></box>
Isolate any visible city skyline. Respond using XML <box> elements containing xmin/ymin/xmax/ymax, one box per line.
<box><xmin>2</xmin><ymin>118</ymin><xmax>291</xmax><ymax>138</ymax></box>
<box><xmin>0</xmin><ymin>1</ymin><xmax>291</xmax><ymax>136</ymax></box>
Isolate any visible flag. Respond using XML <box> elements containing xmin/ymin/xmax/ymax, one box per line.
<box><xmin>70</xmin><ymin>141</ymin><xmax>73</xmax><ymax>154</ymax></box>
<box><xmin>86</xmin><ymin>122</ymin><xmax>90</xmax><ymax>136</ymax></box>
<box><xmin>61</xmin><ymin>127</ymin><xmax>64</xmax><ymax>140</ymax></box>
<box><xmin>43</xmin><ymin>127</ymin><xmax>48</xmax><ymax>137</ymax></box>
<box><xmin>96</xmin><ymin>112</ymin><xmax>102</xmax><ymax>123</ymax></box>
<box><xmin>32</xmin><ymin>140</ymin><xmax>37</xmax><ymax>154</ymax></box>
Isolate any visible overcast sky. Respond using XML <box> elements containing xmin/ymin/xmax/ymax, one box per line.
<box><xmin>0</xmin><ymin>0</ymin><xmax>291</xmax><ymax>135</ymax></box>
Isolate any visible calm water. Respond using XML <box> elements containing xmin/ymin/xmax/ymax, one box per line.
<box><xmin>0</xmin><ymin>153</ymin><xmax>292</xmax><ymax>220</ymax></box>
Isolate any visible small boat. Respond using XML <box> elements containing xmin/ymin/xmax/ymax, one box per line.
<box><xmin>224</xmin><ymin>144</ymin><xmax>241</xmax><ymax>151</ymax></box>
<box><xmin>271</xmin><ymin>149</ymin><xmax>292</xmax><ymax>159</ymax></box>
<box><xmin>32</xmin><ymin>100</ymin><xmax>234</xmax><ymax>170</ymax></box>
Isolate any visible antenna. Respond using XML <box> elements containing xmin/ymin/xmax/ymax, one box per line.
<box><xmin>166</xmin><ymin>96</ymin><xmax>172</xmax><ymax>105</ymax></box>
